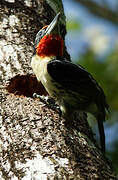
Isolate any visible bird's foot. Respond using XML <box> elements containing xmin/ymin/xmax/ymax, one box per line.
<box><xmin>33</xmin><ymin>93</ymin><xmax>61</xmax><ymax>115</ymax></box>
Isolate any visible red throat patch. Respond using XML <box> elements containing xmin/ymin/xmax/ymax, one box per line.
<box><xmin>36</xmin><ymin>34</ymin><xmax>64</xmax><ymax>57</ymax></box>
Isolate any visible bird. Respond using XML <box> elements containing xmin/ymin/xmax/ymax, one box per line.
<box><xmin>31</xmin><ymin>12</ymin><xmax>109</xmax><ymax>152</ymax></box>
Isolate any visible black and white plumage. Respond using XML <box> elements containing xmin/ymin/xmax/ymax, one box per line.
<box><xmin>31</xmin><ymin>13</ymin><xmax>109</xmax><ymax>152</ymax></box>
<box><xmin>47</xmin><ymin>59</ymin><xmax>108</xmax><ymax>113</ymax></box>
<box><xmin>47</xmin><ymin>58</ymin><xmax>108</xmax><ymax>151</ymax></box>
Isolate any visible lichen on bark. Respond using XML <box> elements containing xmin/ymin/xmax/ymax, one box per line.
<box><xmin>0</xmin><ymin>0</ymin><xmax>117</xmax><ymax>179</ymax></box>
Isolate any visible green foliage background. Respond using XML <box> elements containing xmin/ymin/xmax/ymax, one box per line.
<box><xmin>65</xmin><ymin>0</ymin><xmax>118</xmax><ymax>174</ymax></box>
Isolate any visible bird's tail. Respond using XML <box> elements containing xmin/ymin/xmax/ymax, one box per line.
<box><xmin>96</xmin><ymin>114</ymin><xmax>105</xmax><ymax>153</ymax></box>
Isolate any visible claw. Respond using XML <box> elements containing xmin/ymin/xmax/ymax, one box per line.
<box><xmin>33</xmin><ymin>93</ymin><xmax>61</xmax><ymax>115</ymax></box>
<box><xmin>33</xmin><ymin>93</ymin><xmax>40</xmax><ymax>98</ymax></box>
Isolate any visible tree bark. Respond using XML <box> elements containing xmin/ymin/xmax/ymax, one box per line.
<box><xmin>0</xmin><ymin>0</ymin><xmax>117</xmax><ymax>179</ymax></box>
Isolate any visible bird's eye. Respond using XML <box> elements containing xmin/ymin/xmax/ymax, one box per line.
<box><xmin>34</xmin><ymin>25</ymin><xmax>49</xmax><ymax>48</ymax></box>
<box><xmin>36</xmin><ymin>30</ymin><xmax>42</xmax><ymax>37</ymax></box>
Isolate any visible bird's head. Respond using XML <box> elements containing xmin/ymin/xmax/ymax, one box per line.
<box><xmin>34</xmin><ymin>13</ymin><xmax>64</xmax><ymax>58</ymax></box>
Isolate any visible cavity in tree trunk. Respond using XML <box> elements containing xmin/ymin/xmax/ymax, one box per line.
<box><xmin>0</xmin><ymin>0</ymin><xmax>117</xmax><ymax>179</ymax></box>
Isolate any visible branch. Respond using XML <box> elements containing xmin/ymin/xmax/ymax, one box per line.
<box><xmin>75</xmin><ymin>0</ymin><xmax>118</xmax><ymax>25</ymax></box>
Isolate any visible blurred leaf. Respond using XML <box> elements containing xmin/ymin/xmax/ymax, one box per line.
<box><xmin>105</xmin><ymin>47</ymin><xmax>118</xmax><ymax>110</ymax></box>
<box><xmin>107</xmin><ymin>141</ymin><xmax>118</xmax><ymax>174</ymax></box>
<box><xmin>66</xmin><ymin>20</ymin><xmax>81</xmax><ymax>31</ymax></box>
<box><xmin>77</xmin><ymin>49</ymin><xmax>118</xmax><ymax>111</ymax></box>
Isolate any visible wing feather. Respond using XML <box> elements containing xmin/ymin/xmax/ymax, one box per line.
<box><xmin>47</xmin><ymin>59</ymin><xmax>109</xmax><ymax>116</ymax></box>
<box><xmin>47</xmin><ymin>59</ymin><xmax>101</xmax><ymax>99</ymax></box>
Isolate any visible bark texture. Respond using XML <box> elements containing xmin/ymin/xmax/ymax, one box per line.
<box><xmin>0</xmin><ymin>0</ymin><xmax>117</xmax><ymax>179</ymax></box>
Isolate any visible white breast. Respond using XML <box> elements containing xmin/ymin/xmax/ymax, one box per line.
<box><xmin>31</xmin><ymin>55</ymin><xmax>47</xmax><ymax>81</ymax></box>
<box><xmin>31</xmin><ymin>55</ymin><xmax>58</xmax><ymax>97</ymax></box>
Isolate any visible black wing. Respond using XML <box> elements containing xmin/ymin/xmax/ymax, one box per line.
<box><xmin>47</xmin><ymin>59</ymin><xmax>109</xmax><ymax>152</ymax></box>
<box><xmin>48</xmin><ymin>59</ymin><xmax>101</xmax><ymax>97</ymax></box>
<box><xmin>47</xmin><ymin>59</ymin><xmax>108</xmax><ymax>113</ymax></box>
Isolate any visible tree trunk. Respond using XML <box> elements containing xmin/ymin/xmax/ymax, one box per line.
<box><xmin>0</xmin><ymin>0</ymin><xmax>117</xmax><ymax>179</ymax></box>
